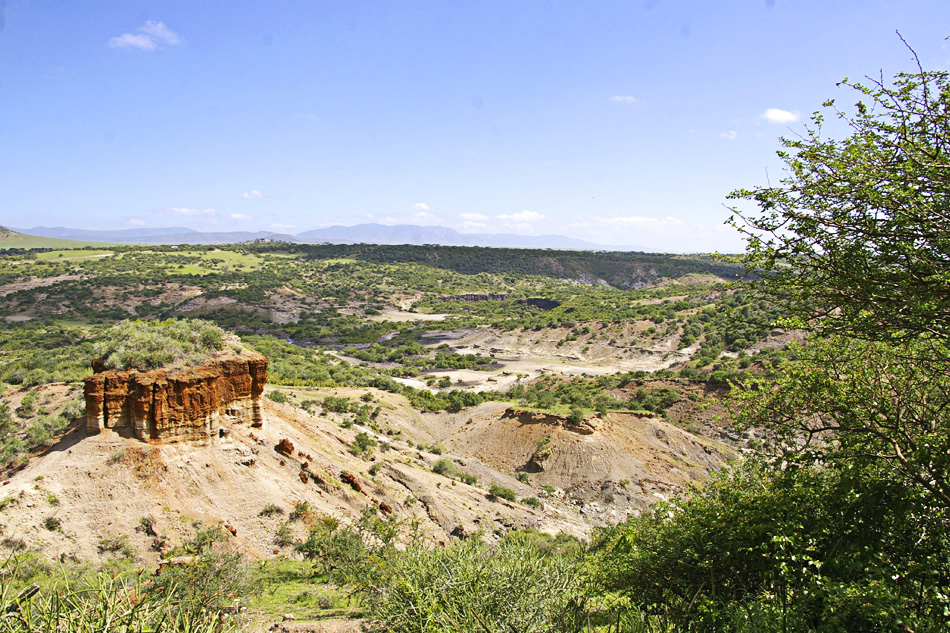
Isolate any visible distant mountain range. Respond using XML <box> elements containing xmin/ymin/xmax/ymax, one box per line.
<box><xmin>12</xmin><ymin>224</ymin><xmax>651</xmax><ymax>251</ymax></box>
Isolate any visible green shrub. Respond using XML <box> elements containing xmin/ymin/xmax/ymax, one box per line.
<box><xmin>322</xmin><ymin>396</ymin><xmax>351</xmax><ymax>413</ymax></box>
<box><xmin>266</xmin><ymin>390</ymin><xmax>287</xmax><ymax>403</ymax></box>
<box><xmin>432</xmin><ymin>458</ymin><xmax>459</xmax><ymax>478</ymax></box>
<box><xmin>274</xmin><ymin>521</ymin><xmax>294</xmax><ymax>547</ymax></box>
<box><xmin>259</xmin><ymin>503</ymin><xmax>284</xmax><ymax>517</ymax></box>
<box><xmin>148</xmin><ymin>527</ymin><xmax>254</xmax><ymax>617</ymax></box>
<box><xmin>489</xmin><ymin>483</ymin><xmax>517</xmax><ymax>502</ymax></box>
<box><xmin>289</xmin><ymin>500</ymin><xmax>314</xmax><ymax>523</ymax></box>
<box><xmin>521</xmin><ymin>496</ymin><xmax>541</xmax><ymax>509</ymax></box>
<box><xmin>94</xmin><ymin>319</ymin><xmax>232</xmax><ymax>371</ymax></box>
<box><xmin>359</xmin><ymin>537</ymin><xmax>584</xmax><ymax>633</ymax></box>
<box><xmin>352</xmin><ymin>432</ymin><xmax>377</xmax><ymax>456</ymax></box>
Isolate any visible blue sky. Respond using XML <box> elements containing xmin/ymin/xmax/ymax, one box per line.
<box><xmin>1</xmin><ymin>1</ymin><xmax>948</xmax><ymax>252</ymax></box>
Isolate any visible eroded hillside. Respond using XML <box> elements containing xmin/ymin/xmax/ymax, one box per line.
<box><xmin>0</xmin><ymin>383</ymin><xmax>732</xmax><ymax>563</ymax></box>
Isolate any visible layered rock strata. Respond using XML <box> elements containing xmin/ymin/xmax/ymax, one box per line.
<box><xmin>83</xmin><ymin>353</ymin><xmax>268</xmax><ymax>443</ymax></box>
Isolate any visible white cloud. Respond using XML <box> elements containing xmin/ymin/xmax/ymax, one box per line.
<box><xmin>459</xmin><ymin>214</ymin><xmax>489</xmax><ymax>231</ymax></box>
<box><xmin>497</xmin><ymin>210</ymin><xmax>545</xmax><ymax>224</ymax></box>
<box><xmin>761</xmin><ymin>108</ymin><xmax>799</xmax><ymax>124</ymax></box>
<box><xmin>110</xmin><ymin>21</ymin><xmax>180</xmax><ymax>51</ymax></box>
<box><xmin>126</xmin><ymin>218</ymin><xmax>148</xmax><ymax>227</ymax></box>
<box><xmin>592</xmin><ymin>215</ymin><xmax>684</xmax><ymax>227</ymax></box>
<box><xmin>379</xmin><ymin>211</ymin><xmax>440</xmax><ymax>225</ymax></box>
<box><xmin>610</xmin><ymin>95</ymin><xmax>637</xmax><ymax>104</ymax></box>
<box><xmin>409</xmin><ymin>202</ymin><xmax>430</xmax><ymax>211</ymax></box>
<box><xmin>241</xmin><ymin>189</ymin><xmax>264</xmax><ymax>199</ymax></box>
<box><xmin>720</xmin><ymin>130</ymin><xmax>738</xmax><ymax>140</ymax></box>
<box><xmin>229</xmin><ymin>213</ymin><xmax>251</xmax><ymax>220</ymax></box>
<box><xmin>495</xmin><ymin>210</ymin><xmax>547</xmax><ymax>232</ymax></box>
<box><xmin>109</xmin><ymin>33</ymin><xmax>158</xmax><ymax>51</ymax></box>
<box><xmin>566</xmin><ymin>213</ymin><xmax>748</xmax><ymax>252</ymax></box>
<box><xmin>155</xmin><ymin>207</ymin><xmax>216</xmax><ymax>216</ymax></box>
<box><xmin>139</xmin><ymin>21</ymin><xmax>179</xmax><ymax>45</ymax></box>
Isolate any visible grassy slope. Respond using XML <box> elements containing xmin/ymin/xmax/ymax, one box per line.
<box><xmin>0</xmin><ymin>228</ymin><xmax>110</xmax><ymax>250</ymax></box>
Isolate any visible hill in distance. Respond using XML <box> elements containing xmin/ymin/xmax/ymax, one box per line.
<box><xmin>13</xmin><ymin>223</ymin><xmax>652</xmax><ymax>252</ymax></box>
<box><xmin>0</xmin><ymin>226</ymin><xmax>111</xmax><ymax>250</ymax></box>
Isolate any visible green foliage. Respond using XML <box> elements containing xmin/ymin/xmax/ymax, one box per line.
<box><xmin>321</xmin><ymin>395</ymin><xmax>351</xmax><ymax>413</ymax></box>
<box><xmin>728</xmin><ymin>62</ymin><xmax>950</xmax><ymax>342</ymax></box>
<box><xmin>265</xmin><ymin>390</ymin><xmax>287</xmax><ymax>403</ymax></box>
<box><xmin>258</xmin><ymin>503</ymin><xmax>283</xmax><ymax>517</ymax></box>
<box><xmin>432</xmin><ymin>458</ymin><xmax>477</xmax><ymax>485</ymax></box>
<box><xmin>148</xmin><ymin>526</ymin><xmax>254</xmax><ymax>618</ymax></box>
<box><xmin>432</xmin><ymin>458</ymin><xmax>458</xmax><ymax>477</ymax></box>
<box><xmin>295</xmin><ymin>507</ymin><xmax>585</xmax><ymax>633</ymax></box>
<box><xmin>351</xmin><ymin>431</ymin><xmax>377</xmax><ymax>456</ymax></box>
<box><xmin>94</xmin><ymin>319</ymin><xmax>229</xmax><ymax>371</ymax></box>
<box><xmin>567</xmin><ymin>406</ymin><xmax>584</xmax><ymax>425</ymax></box>
<box><xmin>289</xmin><ymin>500</ymin><xmax>314</xmax><ymax>523</ymax></box>
<box><xmin>0</xmin><ymin>564</ymin><xmax>235</xmax><ymax>632</ymax></box>
<box><xmin>15</xmin><ymin>393</ymin><xmax>36</xmax><ymax>419</ymax></box>
<box><xmin>362</xmin><ymin>537</ymin><xmax>584</xmax><ymax>633</ymax></box>
<box><xmin>590</xmin><ymin>55</ymin><xmax>950</xmax><ymax>632</ymax></box>
<box><xmin>488</xmin><ymin>483</ymin><xmax>517</xmax><ymax>502</ymax></box>
<box><xmin>592</xmin><ymin>461</ymin><xmax>950</xmax><ymax>631</ymax></box>
<box><xmin>733</xmin><ymin>337</ymin><xmax>950</xmax><ymax>508</ymax></box>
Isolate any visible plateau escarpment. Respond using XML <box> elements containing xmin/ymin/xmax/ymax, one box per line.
<box><xmin>84</xmin><ymin>352</ymin><xmax>268</xmax><ymax>443</ymax></box>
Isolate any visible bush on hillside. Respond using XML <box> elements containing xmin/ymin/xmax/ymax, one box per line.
<box><xmin>94</xmin><ymin>319</ymin><xmax>232</xmax><ymax>371</ymax></box>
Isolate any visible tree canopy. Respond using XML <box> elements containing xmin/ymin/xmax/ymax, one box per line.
<box><xmin>728</xmin><ymin>56</ymin><xmax>950</xmax><ymax>342</ymax></box>
<box><xmin>595</xmin><ymin>51</ymin><xmax>950</xmax><ymax>631</ymax></box>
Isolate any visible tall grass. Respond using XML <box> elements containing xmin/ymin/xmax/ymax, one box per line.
<box><xmin>0</xmin><ymin>573</ymin><xmax>235</xmax><ymax>633</ymax></box>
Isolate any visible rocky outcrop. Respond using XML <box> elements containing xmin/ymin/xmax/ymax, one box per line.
<box><xmin>83</xmin><ymin>353</ymin><xmax>268</xmax><ymax>443</ymax></box>
<box><xmin>503</xmin><ymin>407</ymin><xmax>601</xmax><ymax>435</ymax></box>
<box><xmin>437</xmin><ymin>293</ymin><xmax>511</xmax><ymax>302</ymax></box>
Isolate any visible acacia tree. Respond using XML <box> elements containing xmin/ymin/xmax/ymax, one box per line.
<box><xmin>591</xmin><ymin>50</ymin><xmax>950</xmax><ymax>631</ymax></box>
<box><xmin>726</xmin><ymin>51</ymin><xmax>950</xmax><ymax>511</ymax></box>
<box><xmin>728</xmin><ymin>55</ymin><xmax>950</xmax><ymax>342</ymax></box>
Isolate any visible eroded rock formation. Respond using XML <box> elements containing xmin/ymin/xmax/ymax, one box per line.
<box><xmin>83</xmin><ymin>352</ymin><xmax>268</xmax><ymax>443</ymax></box>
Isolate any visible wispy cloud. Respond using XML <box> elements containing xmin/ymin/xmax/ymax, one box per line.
<box><xmin>567</xmin><ymin>213</ymin><xmax>746</xmax><ymax>252</ymax></box>
<box><xmin>591</xmin><ymin>215</ymin><xmax>684</xmax><ymax>227</ymax></box>
<box><xmin>229</xmin><ymin>213</ymin><xmax>251</xmax><ymax>220</ymax></box>
<box><xmin>409</xmin><ymin>202</ymin><xmax>431</xmax><ymax>211</ymax></box>
<box><xmin>458</xmin><ymin>213</ymin><xmax>489</xmax><ymax>231</ymax></box>
<box><xmin>610</xmin><ymin>95</ymin><xmax>637</xmax><ymax>104</ymax></box>
<box><xmin>110</xmin><ymin>20</ymin><xmax>180</xmax><ymax>51</ymax></box>
<box><xmin>379</xmin><ymin>210</ymin><xmax>440</xmax><ymax>225</ymax></box>
<box><xmin>241</xmin><ymin>189</ymin><xmax>264</xmax><ymax>199</ymax></box>
<box><xmin>497</xmin><ymin>210</ymin><xmax>545</xmax><ymax>224</ymax></box>
<box><xmin>496</xmin><ymin>209</ymin><xmax>546</xmax><ymax>232</ymax></box>
<box><xmin>155</xmin><ymin>207</ymin><xmax>216</xmax><ymax>216</ymax></box>
<box><xmin>761</xmin><ymin>108</ymin><xmax>799</xmax><ymax>124</ymax></box>
<box><xmin>720</xmin><ymin>130</ymin><xmax>738</xmax><ymax>141</ymax></box>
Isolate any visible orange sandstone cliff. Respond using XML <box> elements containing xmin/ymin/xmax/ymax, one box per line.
<box><xmin>83</xmin><ymin>352</ymin><xmax>268</xmax><ymax>443</ymax></box>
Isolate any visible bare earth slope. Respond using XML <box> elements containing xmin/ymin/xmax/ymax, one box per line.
<box><xmin>0</xmin><ymin>387</ymin><xmax>732</xmax><ymax>563</ymax></box>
